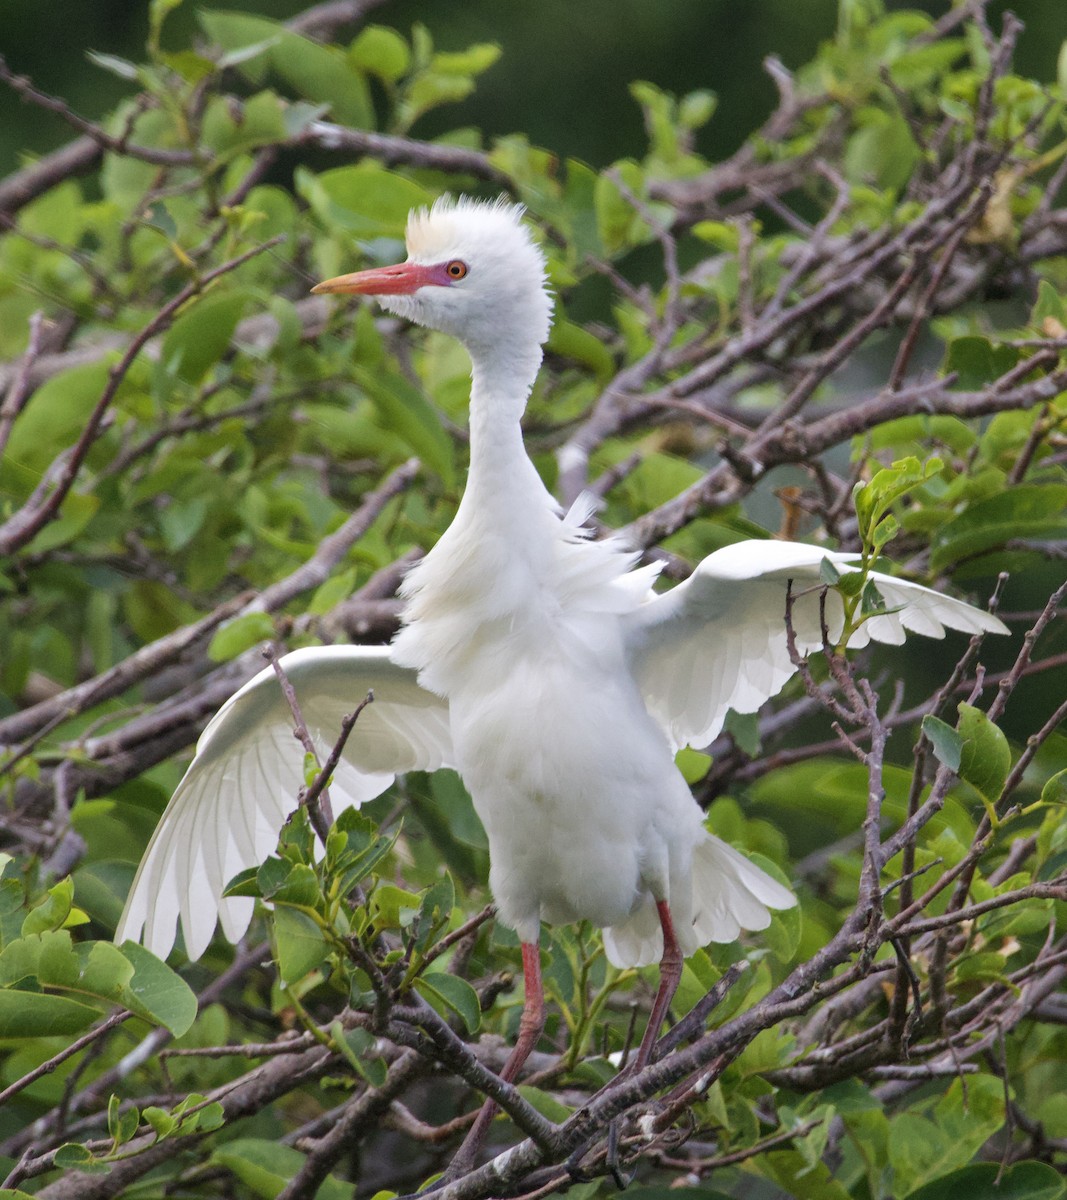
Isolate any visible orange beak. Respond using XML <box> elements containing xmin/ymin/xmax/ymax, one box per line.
<box><xmin>311</xmin><ymin>261</ymin><xmax>439</xmax><ymax>296</ymax></box>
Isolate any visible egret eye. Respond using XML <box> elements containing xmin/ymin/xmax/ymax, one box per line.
<box><xmin>446</xmin><ymin>260</ymin><xmax>468</xmax><ymax>279</ymax></box>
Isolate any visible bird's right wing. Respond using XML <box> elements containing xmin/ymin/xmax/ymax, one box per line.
<box><xmin>116</xmin><ymin>644</ymin><xmax>452</xmax><ymax>960</ymax></box>
<box><xmin>625</xmin><ymin>540</ymin><xmax>1008</xmax><ymax>752</ymax></box>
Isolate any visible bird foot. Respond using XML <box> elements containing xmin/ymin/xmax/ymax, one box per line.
<box><xmin>564</xmin><ymin>1116</ymin><xmax>637</xmax><ymax>1190</ymax></box>
<box><xmin>606</xmin><ymin>1117</ymin><xmax>637</xmax><ymax>1189</ymax></box>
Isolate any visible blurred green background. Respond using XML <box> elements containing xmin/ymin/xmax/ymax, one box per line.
<box><xmin>3</xmin><ymin>0</ymin><xmax>1063</xmax><ymax>176</ymax></box>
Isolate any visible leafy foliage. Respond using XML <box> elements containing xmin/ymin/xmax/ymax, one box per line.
<box><xmin>0</xmin><ymin>0</ymin><xmax>1066</xmax><ymax>1197</ymax></box>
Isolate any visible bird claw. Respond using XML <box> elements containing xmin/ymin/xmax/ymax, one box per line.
<box><xmin>606</xmin><ymin>1117</ymin><xmax>637</xmax><ymax>1189</ymax></box>
<box><xmin>564</xmin><ymin>1117</ymin><xmax>636</xmax><ymax>1190</ymax></box>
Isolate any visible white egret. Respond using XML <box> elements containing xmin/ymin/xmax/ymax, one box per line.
<box><xmin>117</xmin><ymin>197</ymin><xmax>1007</xmax><ymax>1136</ymax></box>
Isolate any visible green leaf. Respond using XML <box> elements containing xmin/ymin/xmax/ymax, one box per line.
<box><xmin>624</xmin><ymin>1190</ymin><xmax>735</xmax><ymax>1200</ymax></box>
<box><xmin>201</xmin><ymin>91</ymin><xmax>287</xmax><ymax>159</ymax></box>
<box><xmin>0</xmin><ymin>991</ymin><xmax>100</xmax><ymax>1038</ymax></box>
<box><xmin>118</xmin><ymin>941</ymin><xmax>198</xmax><ymax>1036</ymax></box>
<box><xmin>109</xmin><ymin>1094</ymin><xmax>140</xmax><ymax>1146</ymax></box>
<box><xmin>159</xmin><ymin>495</ymin><xmax>209</xmax><ymax>553</ymax></box>
<box><xmin>330</xmin><ymin>1022</ymin><xmax>387</xmax><ymax>1086</ymax></box>
<box><xmin>844</xmin><ymin>109</ymin><xmax>918</xmax><ymax>190</ymax></box>
<box><xmin>76</xmin><ymin>940</ymin><xmax>136</xmax><ymax>998</ymax></box>
<box><xmin>692</xmin><ymin>219</ymin><xmax>739</xmax><ymax>251</ymax></box>
<box><xmin>272</xmin><ymin>906</ymin><xmax>329</xmax><ymax>984</ymax></box>
<box><xmin>888</xmin><ymin>1075</ymin><xmax>1005</xmax><ymax>1196</ymax></box>
<box><xmin>835</xmin><ymin>569</ymin><xmax>867</xmax><ymax>599</ymax></box>
<box><xmin>198</xmin><ymin>9</ymin><xmax>280</xmax><ymax>66</ymax></box>
<box><xmin>397</xmin><ymin>72</ymin><xmax>474</xmax><ymax>130</ymax></box>
<box><xmin>761</xmin><ymin>1150</ymin><xmax>854</xmax><ymax>1200</ymax></box>
<box><xmin>199</xmin><ymin>10</ymin><xmax>371</xmax><ymax>126</ymax></box>
<box><xmin>164</xmin><ymin>1092</ymin><xmax>223</xmax><ymax>1134</ymax></box>
<box><xmin>349</xmin><ymin>26</ymin><xmax>410</xmax><ymax>82</ymax></box>
<box><xmin>257</xmin><ymin>856</ymin><xmax>298</xmax><ymax>897</ymax></box>
<box><xmin>271</xmin><ymin>37</ymin><xmax>373</xmax><ymax>128</ymax></box>
<box><xmin>404</xmin><ymin>773</ymin><xmax>485</xmax><ymax>880</ymax></box>
<box><xmin>723</xmin><ymin>711</ymin><xmax>761</xmax><ymax>757</ymax></box>
<box><xmin>887</xmin><ymin>38</ymin><xmax>967</xmax><ymax>89</ymax></box>
<box><xmin>263</xmin><ymin>862</ymin><xmax>321</xmax><ymax>907</ymax></box>
<box><xmin>207</xmin><ymin>611</ymin><xmax>276</xmax><ymax>662</ymax></box>
<box><xmin>142</xmin><ymin>199</ymin><xmax>178</xmax><ymax>241</ymax></box>
<box><xmin>854</xmin><ymin>456</ymin><xmax>942</xmax><ymax>543</ymax></box>
<box><xmin>675</xmin><ymin>747</ymin><xmax>712</xmax><ymax>784</ymax></box>
<box><xmin>819</xmin><ymin>556</ymin><xmax>842</xmax><ymax>585</ymax></box>
<box><xmin>278</xmin><ymin>806</ymin><xmax>316</xmax><ymax>862</ymax></box>
<box><xmin>930</xmin><ymin>483</ymin><xmax>1067</xmax><ymax>571</ymax></box>
<box><xmin>679</xmin><ymin>88</ymin><xmax>716</xmax><ymax>129</ymax></box>
<box><xmin>150</xmin><ymin>0</ymin><xmax>185</xmax><ymax>35</ymax></box>
<box><xmin>414</xmin><ymin>971</ymin><xmax>481</xmax><ymax>1034</ymax></box>
<box><xmin>922</xmin><ymin>715</ymin><xmax>962</xmax><ymax>773</ymax></box>
<box><xmin>23</xmin><ymin>492</ymin><xmax>100</xmax><ymax>555</ymax></box>
<box><xmin>52</xmin><ymin>1144</ymin><xmax>108</xmax><ymax>1175</ymax></box>
<box><xmin>86</xmin><ymin>51</ymin><xmax>141</xmax><ymax>82</ymax></box>
<box><xmin>0</xmin><ymin>930</ymin><xmax>73</xmax><ymax>990</ymax></box>
<box><xmin>1</xmin><ymin>361</ymin><xmax>111</xmax><ymax>485</ymax></box>
<box><xmin>595</xmin><ymin>160</ymin><xmax>652</xmax><ymax>256</ymax></box>
<box><xmin>903</xmin><ymin>1160</ymin><xmax>1065</xmax><ymax>1200</ymax></box>
<box><xmin>212</xmin><ymin>1138</ymin><xmax>350</xmax><ymax>1200</ymax></box>
<box><xmin>197</xmin><ymin>1101</ymin><xmax>226</xmax><ymax>1131</ymax></box>
<box><xmin>1040</xmin><ymin>768</ymin><xmax>1067</xmax><ymax>806</ymax></box>
<box><xmin>762</xmin><ymin>883</ymin><xmax>803</xmax><ymax>963</ymax></box>
<box><xmin>357</xmin><ymin>366</ymin><xmax>453</xmax><ymax>484</ymax></box>
<box><xmin>861</xmin><ymin>577</ymin><xmax>889</xmax><ymax>614</ymax></box>
<box><xmin>734</xmin><ymin>1024</ymin><xmax>796</xmax><ymax>1076</ymax></box>
<box><xmin>546</xmin><ymin>320</ymin><xmax>615</xmax><ymax>380</ymax></box>
<box><xmin>22</xmin><ymin>878</ymin><xmax>75</xmax><ymax>935</ymax></box>
<box><xmin>1031</xmin><ymin>279</ymin><xmax>1066</xmax><ymax>328</ymax></box>
<box><xmin>297</xmin><ymin>163</ymin><xmax>430</xmax><ymax>239</ymax></box>
<box><xmin>953</xmin><ymin>950</ymin><xmax>1007</xmax><ymax>985</ymax></box>
<box><xmin>331</xmin><ymin>814</ymin><xmax>399</xmax><ymax>897</ymax></box>
<box><xmin>955</xmin><ymin>703</ymin><xmax>1010</xmax><ymax>804</ymax></box>
<box><xmin>309</xmin><ymin>567</ymin><xmax>357</xmax><ymax>616</ymax></box>
<box><xmin>142</xmin><ymin>1106</ymin><xmax>177</xmax><ymax>1138</ymax></box>
<box><xmin>872</xmin><ymin>513</ymin><xmax>900</xmax><ymax>549</ymax></box>
<box><xmin>434</xmin><ymin>44</ymin><xmax>500</xmax><ymax>76</ymax></box>
<box><xmin>160</xmin><ymin>49</ymin><xmax>216</xmax><ymax>84</ymax></box>
<box><xmin>944</xmin><ymin>335</ymin><xmax>1020</xmax><ymax>390</ymax></box>
<box><xmin>369</xmin><ymin>884</ymin><xmax>423</xmax><ymax>931</ymax></box>
<box><xmin>631</xmin><ymin>80</ymin><xmax>685</xmax><ymax>164</ymax></box>
<box><xmin>223</xmin><ymin>867</ymin><xmax>261</xmax><ymax>899</ymax></box>
<box><xmin>516</xmin><ymin>1084</ymin><xmax>572</xmax><ymax>1122</ymax></box>
<box><xmin>218</xmin><ymin>36</ymin><xmax>282</xmax><ymax>73</ymax></box>
<box><xmin>412</xmin><ymin>875</ymin><xmax>454</xmax><ymax>954</ymax></box>
<box><xmin>162</xmin><ymin>292</ymin><xmax>249</xmax><ymax>384</ymax></box>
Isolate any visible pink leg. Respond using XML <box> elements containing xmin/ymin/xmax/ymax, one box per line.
<box><xmin>446</xmin><ymin>940</ymin><xmax>544</xmax><ymax>1178</ymax></box>
<box><xmin>631</xmin><ymin>899</ymin><xmax>683</xmax><ymax>1071</ymax></box>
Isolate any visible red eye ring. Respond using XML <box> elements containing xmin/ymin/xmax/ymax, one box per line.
<box><xmin>446</xmin><ymin>260</ymin><xmax>468</xmax><ymax>279</ymax></box>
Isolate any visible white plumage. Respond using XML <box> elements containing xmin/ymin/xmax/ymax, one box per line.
<box><xmin>117</xmin><ymin>198</ymin><xmax>1007</xmax><ymax>1098</ymax></box>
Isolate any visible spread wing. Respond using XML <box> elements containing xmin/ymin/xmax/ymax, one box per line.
<box><xmin>116</xmin><ymin>644</ymin><xmax>452</xmax><ymax>960</ymax></box>
<box><xmin>625</xmin><ymin>540</ymin><xmax>1008</xmax><ymax>751</ymax></box>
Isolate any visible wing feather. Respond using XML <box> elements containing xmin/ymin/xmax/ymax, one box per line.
<box><xmin>626</xmin><ymin>540</ymin><xmax>1008</xmax><ymax>750</ymax></box>
<box><xmin>117</xmin><ymin>645</ymin><xmax>453</xmax><ymax>960</ymax></box>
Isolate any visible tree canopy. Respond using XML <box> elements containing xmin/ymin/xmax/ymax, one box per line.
<box><xmin>1</xmin><ymin>1</ymin><xmax>1066</xmax><ymax>1197</ymax></box>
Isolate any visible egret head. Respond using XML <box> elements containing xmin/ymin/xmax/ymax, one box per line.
<box><xmin>313</xmin><ymin>197</ymin><xmax>552</xmax><ymax>355</ymax></box>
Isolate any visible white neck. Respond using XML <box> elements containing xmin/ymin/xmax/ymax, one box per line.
<box><xmin>389</xmin><ymin>333</ymin><xmax>558</xmax><ymax>689</ymax></box>
<box><xmin>462</xmin><ymin>339</ymin><xmax>550</xmax><ymax>516</ymax></box>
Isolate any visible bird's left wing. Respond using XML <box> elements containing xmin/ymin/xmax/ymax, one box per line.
<box><xmin>116</xmin><ymin>644</ymin><xmax>452</xmax><ymax>960</ymax></box>
<box><xmin>625</xmin><ymin>540</ymin><xmax>1008</xmax><ymax>751</ymax></box>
